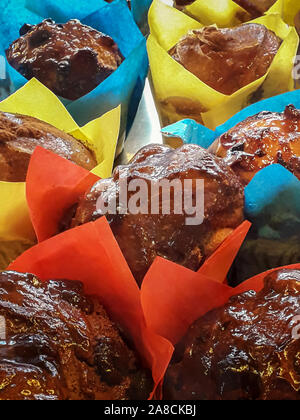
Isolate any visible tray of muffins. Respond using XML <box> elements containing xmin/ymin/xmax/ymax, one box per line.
<box><xmin>0</xmin><ymin>0</ymin><xmax>299</xmax><ymax>402</ymax></box>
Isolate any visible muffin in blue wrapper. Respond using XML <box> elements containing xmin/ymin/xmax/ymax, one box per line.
<box><xmin>162</xmin><ymin>90</ymin><xmax>300</xmax><ymax>283</ymax></box>
<box><xmin>0</xmin><ymin>0</ymin><xmax>149</xmax><ymax>156</ymax></box>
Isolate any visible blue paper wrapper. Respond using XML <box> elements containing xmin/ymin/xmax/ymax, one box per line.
<box><xmin>0</xmin><ymin>0</ymin><xmax>149</xmax><ymax>155</ymax></box>
<box><xmin>27</xmin><ymin>0</ymin><xmax>152</xmax><ymax>31</ymax></box>
<box><xmin>162</xmin><ymin>90</ymin><xmax>300</xmax><ymax>280</ymax></box>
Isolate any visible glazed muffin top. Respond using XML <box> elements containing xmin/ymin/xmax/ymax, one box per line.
<box><xmin>169</xmin><ymin>23</ymin><xmax>280</xmax><ymax>95</ymax></box>
<box><xmin>214</xmin><ymin>105</ymin><xmax>300</xmax><ymax>185</ymax></box>
<box><xmin>0</xmin><ymin>271</ymin><xmax>152</xmax><ymax>400</ymax></box>
<box><xmin>0</xmin><ymin>111</ymin><xmax>97</xmax><ymax>182</ymax></box>
<box><xmin>164</xmin><ymin>268</ymin><xmax>300</xmax><ymax>400</ymax></box>
<box><xmin>6</xmin><ymin>19</ymin><xmax>124</xmax><ymax>100</ymax></box>
<box><xmin>72</xmin><ymin>143</ymin><xmax>244</xmax><ymax>285</ymax></box>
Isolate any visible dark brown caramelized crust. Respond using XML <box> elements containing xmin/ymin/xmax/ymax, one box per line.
<box><xmin>0</xmin><ymin>271</ymin><xmax>152</xmax><ymax>400</ymax></box>
<box><xmin>215</xmin><ymin>105</ymin><xmax>300</xmax><ymax>185</ymax></box>
<box><xmin>6</xmin><ymin>19</ymin><xmax>124</xmax><ymax>100</ymax></box>
<box><xmin>233</xmin><ymin>0</ymin><xmax>277</xmax><ymax>17</ymax></box>
<box><xmin>72</xmin><ymin>144</ymin><xmax>244</xmax><ymax>285</ymax></box>
<box><xmin>164</xmin><ymin>268</ymin><xmax>300</xmax><ymax>400</ymax></box>
<box><xmin>169</xmin><ymin>23</ymin><xmax>280</xmax><ymax>95</ymax></box>
<box><xmin>0</xmin><ymin>111</ymin><xmax>97</xmax><ymax>182</ymax></box>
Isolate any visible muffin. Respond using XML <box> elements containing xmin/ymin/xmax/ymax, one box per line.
<box><xmin>164</xmin><ymin>268</ymin><xmax>300</xmax><ymax>400</ymax></box>
<box><xmin>6</xmin><ymin>19</ymin><xmax>124</xmax><ymax>100</ymax></box>
<box><xmin>0</xmin><ymin>111</ymin><xmax>97</xmax><ymax>182</ymax></box>
<box><xmin>71</xmin><ymin>143</ymin><xmax>244</xmax><ymax>285</ymax></box>
<box><xmin>105</xmin><ymin>0</ymin><xmax>131</xmax><ymax>7</ymax></box>
<box><xmin>214</xmin><ymin>105</ymin><xmax>300</xmax><ymax>185</ymax></box>
<box><xmin>169</xmin><ymin>23</ymin><xmax>280</xmax><ymax>95</ymax></box>
<box><xmin>174</xmin><ymin>0</ymin><xmax>196</xmax><ymax>8</ymax></box>
<box><xmin>0</xmin><ymin>271</ymin><xmax>152</xmax><ymax>400</ymax></box>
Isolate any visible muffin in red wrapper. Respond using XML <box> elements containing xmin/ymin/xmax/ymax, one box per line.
<box><xmin>25</xmin><ymin>146</ymin><xmax>249</xmax><ymax>286</ymax></box>
<box><xmin>141</xmin><ymin>257</ymin><xmax>300</xmax><ymax>400</ymax></box>
<box><xmin>6</xmin><ymin>217</ymin><xmax>174</xmax><ymax>400</ymax></box>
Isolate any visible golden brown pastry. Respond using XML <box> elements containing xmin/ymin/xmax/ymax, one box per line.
<box><xmin>164</xmin><ymin>268</ymin><xmax>300</xmax><ymax>400</ymax></box>
<box><xmin>0</xmin><ymin>271</ymin><xmax>152</xmax><ymax>400</ymax></box>
<box><xmin>71</xmin><ymin>144</ymin><xmax>244</xmax><ymax>285</ymax></box>
<box><xmin>169</xmin><ymin>23</ymin><xmax>280</xmax><ymax>95</ymax></box>
<box><xmin>214</xmin><ymin>105</ymin><xmax>300</xmax><ymax>185</ymax></box>
<box><xmin>233</xmin><ymin>0</ymin><xmax>277</xmax><ymax>18</ymax></box>
<box><xmin>0</xmin><ymin>111</ymin><xmax>96</xmax><ymax>182</ymax></box>
<box><xmin>6</xmin><ymin>19</ymin><xmax>124</xmax><ymax>100</ymax></box>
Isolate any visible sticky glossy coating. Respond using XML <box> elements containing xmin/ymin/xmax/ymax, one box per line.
<box><xmin>0</xmin><ymin>111</ymin><xmax>97</xmax><ymax>182</ymax></box>
<box><xmin>215</xmin><ymin>105</ymin><xmax>300</xmax><ymax>185</ymax></box>
<box><xmin>169</xmin><ymin>23</ymin><xmax>280</xmax><ymax>96</ymax></box>
<box><xmin>72</xmin><ymin>143</ymin><xmax>244</xmax><ymax>285</ymax></box>
<box><xmin>0</xmin><ymin>271</ymin><xmax>152</xmax><ymax>400</ymax></box>
<box><xmin>164</xmin><ymin>268</ymin><xmax>300</xmax><ymax>400</ymax></box>
<box><xmin>6</xmin><ymin>19</ymin><xmax>124</xmax><ymax>100</ymax></box>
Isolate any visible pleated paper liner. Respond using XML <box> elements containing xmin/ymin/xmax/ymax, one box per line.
<box><xmin>0</xmin><ymin>81</ymin><xmax>120</xmax><ymax>270</ymax></box>
<box><xmin>8</xmin><ymin>217</ymin><xmax>174</xmax><ymax>399</ymax></box>
<box><xmin>147</xmin><ymin>0</ymin><xmax>299</xmax><ymax>130</ymax></box>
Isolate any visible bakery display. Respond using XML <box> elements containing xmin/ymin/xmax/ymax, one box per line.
<box><xmin>0</xmin><ymin>271</ymin><xmax>152</xmax><ymax>400</ymax></box>
<box><xmin>164</xmin><ymin>268</ymin><xmax>300</xmax><ymax>400</ymax></box>
<box><xmin>0</xmin><ymin>111</ymin><xmax>96</xmax><ymax>182</ymax></box>
<box><xmin>169</xmin><ymin>23</ymin><xmax>280</xmax><ymax>95</ymax></box>
<box><xmin>0</xmin><ymin>0</ymin><xmax>299</xmax><ymax>402</ymax></box>
<box><xmin>6</xmin><ymin>19</ymin><xmax>124</xmax><ymax>100</ymax></box>
<box><xmin>71</xmin><ymin>143</ymin><xmax>244</xmax><ymax>285</ymax></box>
<box><xmin>214</xmin><ymin>105</ymin><xmax>300</xmax><ymax>185</ymax></box>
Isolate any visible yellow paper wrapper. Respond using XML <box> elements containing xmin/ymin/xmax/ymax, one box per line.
<box><xmin>283</xmin><ymin>0</ymin><xmax>300</xmax><ymax>29</ymax></box>
<box><xmin>0</xmin><ymin>78</ymin><xmax>120</xmax><ymax>269</ymax></box>
<box><xmin>148</xmin><ymin>0</ymin><xmax>299</xmax><ymax>129</ymax></box>
<box><xmin>184</xmin><ymin>0</ymin><xmax>251</xmax><ymax>26</ymax></box>
<box><xmin>181</xmin><ymin>0</ymin><xmax>284</xmax><ymax>26</ymax></box>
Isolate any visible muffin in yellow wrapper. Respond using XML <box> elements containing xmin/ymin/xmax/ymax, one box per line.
<box><xmin>178</xmin><ymin>0</ymin><xmax>283</xmax><ymax>26</ymax></box>
<box><xmin>0</xmin><ymin>78</ymin><xmax>120</xmax><ymax>269</ymax></box>
<box><xmin>148</xmin><ymin>0</ymin><xmax>299</xmax><ymax>129</ymax></box>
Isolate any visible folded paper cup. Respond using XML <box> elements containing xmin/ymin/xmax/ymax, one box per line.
<box><xmin>181</xmin><ymin>0</ymin><xmax>283</xmax><ymax>26</ymax></box>
<box><xmin>0</xmin><ymin>79</ymin><xmax>120</xmax><ymax>269</ymax></box>
<box><xmin>141</xmin><ymin>221</ymin><xmax>251</xmax><ymax>345</ymax></box>
<box><xmin>1</xmin><ymin>0</ymin><xmax>148</xmax><ymax>155</ymax></box>
<box><xmin>283</xmin><ymin>0</ymin><xmax>300</xmax><ymax>30</ymax></box>
<box><xmin>148</xmin><ymin>0</ymin><xmax>299</xmax><ymax>129</ymax></box>
<box><xmin>162</xmin><ymin>89</ymin><xmax>300</xmax><ymax>281</ymax></box>
<box><xmin>8</xmin><ymin>217</ymin><xmax>174</xmax><ymax>399</ymax></box>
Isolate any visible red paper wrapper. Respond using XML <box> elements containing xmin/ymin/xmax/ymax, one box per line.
<box><xmin>141</xmin><ymin>252</ymin><xmax>300</xmax><ymax>347</ymax></box>
<box><xmin>8</xmin><ymin>217</ymin><xmax>174</xmax><ymax>399</ymax></box>
<box><xmin>26</xmin><ymin>147</ymin><xmax>99</xmax><ymax>242</ymax></box>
